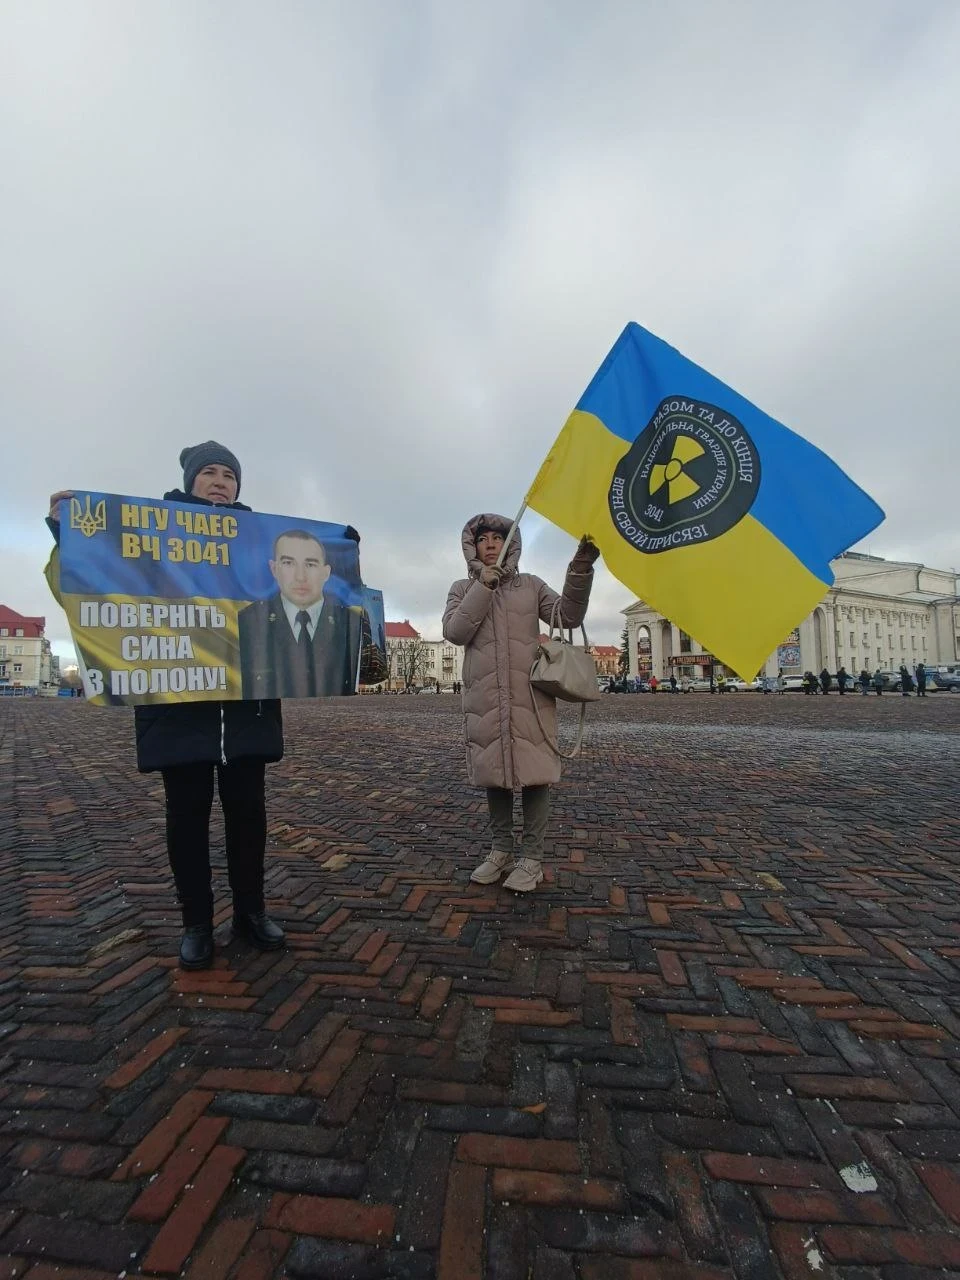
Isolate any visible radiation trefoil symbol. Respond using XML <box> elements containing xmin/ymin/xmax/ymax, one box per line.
<box><xmin>649</xmin><ymin>436</ymin><xmax>704</xmax><ymax>505</ymax></box>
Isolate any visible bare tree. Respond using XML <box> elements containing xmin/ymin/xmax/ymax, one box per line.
<box><xmin>390</xmin><ymin>638</ymin><xmax>429</xmax><ymax>690</ymax></box>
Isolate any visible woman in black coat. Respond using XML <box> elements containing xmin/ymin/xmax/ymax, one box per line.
<box><xmin>48</xmin><ymin>441</ymin><xmax>286</xmax><ymax>970</ymax></box>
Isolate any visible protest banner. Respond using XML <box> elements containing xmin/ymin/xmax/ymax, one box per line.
<box><xmin>777</xmin><ymin>628</ymin><xmax>802</xmax><ymax>671</ymax></box>
<box><xmin>359</xmin><ymin>587</ymin><xmax>388</xmax><ymax>686</ymax></box>
<box><xmin>51</xmin><ymin>492</ymin><xmax>379</xmax><ymax>705</ymax></box>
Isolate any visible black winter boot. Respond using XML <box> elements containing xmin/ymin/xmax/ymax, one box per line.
<box><xmin>232</xmin><ymin>910</ymin><xmax>285</xmax><ymax>950</ymax></box>
<box><xmin>179</xmin><ymin>924</ymin><xmax>214</xmax><ymax>970</ymax></box>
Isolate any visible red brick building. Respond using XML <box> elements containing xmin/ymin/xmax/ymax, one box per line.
<box><xmin>589</xmin><ymin>644</ymin><xmax>621</xmax><ymax>677</ymax></box>
<box><xmin>0</xmin><ymin>606</ymin><xmax>59</xmax><ymax>694</ymax></box>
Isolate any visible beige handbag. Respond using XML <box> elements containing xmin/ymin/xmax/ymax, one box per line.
<box><xmin>530</xmin><ymin>601</ymin><xmax>601</xmax><ymax>757</ymax></box>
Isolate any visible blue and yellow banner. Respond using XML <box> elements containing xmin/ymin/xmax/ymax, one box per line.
<box><xmin>55</xmin><ymin>492</ymin><xmax>380</xmax><ymax>705</ymax></box>
<box><xmin>358</xmin><ymin>586</ymin><xmax>388</xmax><ymax>686</ymax></box>
<box><xmin>526</xmin><ymin>324</ymin><xmax>885</xmax><ymax>678</ymax></box>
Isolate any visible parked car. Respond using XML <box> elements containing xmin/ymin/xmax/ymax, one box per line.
<box><xmin>931</xmin><ymin>671</ymin><xmax>960</xmax><ymax>691</ymax></box>
<box><xmin>873</xmin><ymin>670</ymin><xmax>902</xmax><ymax>692</ymax></box>
<box><xmin>781</xmin><ymin>674</ymin><xmax>806</xmax><ymax>691</ymax></box>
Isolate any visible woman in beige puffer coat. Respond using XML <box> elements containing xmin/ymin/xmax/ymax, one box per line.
<box><xmin>442</xmin><ymin>513</ymin><xmax>598</xmax><ymax>892</ymax></box>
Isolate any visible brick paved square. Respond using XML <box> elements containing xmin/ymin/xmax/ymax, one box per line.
<box><xmin>1</xmin><ymin>694</ymin><xmax>959</xmax><ymax>1277</ymax></box>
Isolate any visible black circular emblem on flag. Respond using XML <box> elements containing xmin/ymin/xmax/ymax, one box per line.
<box><xmin>607</xmin><ymin>397</ymin><xmax>760</xmax><ymax>555</ymax></box>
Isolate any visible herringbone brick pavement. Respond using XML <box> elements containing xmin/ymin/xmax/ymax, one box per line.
<box><xmin>1</xmin><ymin>692</ymin><xmax>959</xmax><ymax>1279</ymax></box>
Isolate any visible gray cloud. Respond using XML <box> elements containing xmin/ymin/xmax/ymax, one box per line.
<box><xmin>2</xmin><ymin>1</ymin><xmax>957</xmax><ymax>663</ymax></box>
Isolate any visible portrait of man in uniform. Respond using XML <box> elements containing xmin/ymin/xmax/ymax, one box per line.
<box><xmin>238</xmin><ymin>529</ymin><xmax>362</xmax><ymax>698</ymax></box>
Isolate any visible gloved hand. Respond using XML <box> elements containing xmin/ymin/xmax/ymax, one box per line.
<box><xmin>344</xmin><ymin>525</ymin><xmax>361</xmax><ymax>544</ymax></box>
<box><xmin>575</xmin><ymin>536</ymin><xmax>601</xmax><ymax>565</ymax></box>
<box><xmin>479</xmin><ymin>566</ymin><xmax>503</xmax><ymax>589</ymax></box>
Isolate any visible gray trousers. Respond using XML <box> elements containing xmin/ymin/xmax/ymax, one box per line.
<box><xmin>486</xmin><ymin>785</ymin><xmax>550</xmax><ymax>861</ymax></box>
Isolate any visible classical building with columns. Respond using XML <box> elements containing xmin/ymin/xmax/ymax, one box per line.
<box><xmin>623</xmin><ymin>553</ymin><xmax>960</xmax><ymax>680</ymax></box>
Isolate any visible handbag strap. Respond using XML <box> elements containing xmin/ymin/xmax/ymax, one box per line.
<box><xmin>532</xmin><ymin>691</ymin><xmax>586</xmax><ymax>759</ymax></box>
<box><xmin>548</xmin><ymin>597</ymin><xmax>591</xmax><ymax>650</ymax></box>
<box><xmin>537</xmin><ymin>595</ymin><xmax>592</xmax><ymax>758</ymax></box>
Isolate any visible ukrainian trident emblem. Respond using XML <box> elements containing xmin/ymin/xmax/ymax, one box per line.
<box><xmin>69</xmin><ymin>495</ymin><xmax>107</xmax><ymax>538</ymax></box>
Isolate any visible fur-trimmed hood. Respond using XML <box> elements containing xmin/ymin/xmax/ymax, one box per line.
<box><xmin>461</xmin><ymin>513</ymin><xmax>521</xmax><ymax>579</ymax></box>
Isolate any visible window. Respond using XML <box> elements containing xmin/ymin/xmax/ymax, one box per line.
<box><xmin>862</xmin><ymin>632</ymin><xmax>868</xmax><ymax>645</ymax></box>
<box><xmin>877</xmin><ymin>648</ymin><xmax>882</xmax><ymax>663</ymax></box>
<box><xmin>0</xmin><ymin>646</ymin><xmax>5</xmax><ymax>658</ymax></box>
<box><xmin>0</xmin><ymin>629</ymin><xmax>7</xmax><ymax>637</ymax></box>
<box><xmin>912</xmin><ymin>636</ymin><xmax>917</xmax><ymax>650</ymax></box>
<box><xmin>13</xmin><ymin>645</ymin><xmax>23</xmax><ymax>656</ymax></box>
<box><xmin>875</xmin><ymin>623</ymin><xmax>881</xmax><ymax>638</ymax></box>
<box><xmin>850</xmin><ymin>631</ymin><xmax>855</xmax><ymax>647</ymax></box>
<box><xmin>888</xmin><ymin>634</ymin><xmax>893</xmax><ymax>648</ymax></box>
<box><xmin>13</xmin><ymin>664</ymin><xmax>22</xmax><ymax>674</ymax></box>
<box><xmin>900</xmin><ymin>636</ymin><xmax>905</xmax><ymax>650</ymax></box>
<box><xmin>15</xmin><ymin>629</ymin><xmax>23</xmax><ymax>637</ymax></box>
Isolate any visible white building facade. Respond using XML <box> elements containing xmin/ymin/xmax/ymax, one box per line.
<box><xmin>422</xmin><ymin>639</ymin><xmax>464</xmax><ymax>689</ymax></box>
<box><xmin>623</xmin><ymin>553</ymin><xmax>960</xmax><ymax>680</ymax></box>
<box><xmin>0</xmin><ymin>607</ymin><xmax>60</xmax><ymax>695</ymax></box>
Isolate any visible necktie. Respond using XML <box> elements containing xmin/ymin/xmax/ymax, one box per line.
<box><xmin>296</xmin><ymin>610</ymin><xmax>316</xmax><ymax>696</ymax></box>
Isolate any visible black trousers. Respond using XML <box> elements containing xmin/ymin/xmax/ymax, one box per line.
<box><xmin>161</xmin><ymin>759</ymin><xmax>267</xmax><ymax>925</ymax></box>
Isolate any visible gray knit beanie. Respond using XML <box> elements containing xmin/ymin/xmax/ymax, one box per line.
<box><xmin>179</xmin><ymin>441</ymin><xmax>241</xmax><ymax>497</ymax></box>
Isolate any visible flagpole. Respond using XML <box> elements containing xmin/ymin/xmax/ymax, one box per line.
<box><xmin>495</xmin><ymin>502</ymin><xmax>527</xmax><ymax>568</ymax></box>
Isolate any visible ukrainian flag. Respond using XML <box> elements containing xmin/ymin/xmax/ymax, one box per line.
<box><xmin>526</xmin><ymin>324</ymin><xmax>884</xmax><ymax>679</ymax></box>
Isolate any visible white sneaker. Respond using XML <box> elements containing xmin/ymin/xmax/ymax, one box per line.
<box><xmin>502</xmin><ymin>858</ymin><xmax>544</xmax><ymax>893</ymax></box>
<box><xmin>470</xmin><ymin>848</ymin><xmax>515</xmax><ymax>884</ymax></box>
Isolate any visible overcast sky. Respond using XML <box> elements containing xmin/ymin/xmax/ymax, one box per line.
<box><xmin>3</xmin><ymin>0</ymin><xmax>958</xmax><ymax>662</ymax></box>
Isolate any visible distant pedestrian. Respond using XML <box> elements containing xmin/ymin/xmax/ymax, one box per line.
<box><xmin>803</xmin><ymin>671</ymin><xmax>817</xmax><ymax>695</ymax></box>
<box><xmin>916</xmin><ymin>662</ymin><xmax>927</xmax><ymax>698</ymax></box>
<box><xmin>899</xmin><ymin>664</ymin><xmax>913</xmax><ymax>697</ymax></box>
<box><xmin>649</xmin><ymin>675</ymin><xmax>659</xmax><ymax>694</ymax></box>
<box><xmin>836</xmin><ymin>666</ymin><xmax>848</xmax><ymax>695</ymax></box>
<box><xmin>777</xmin><ymin>668</ymin><xmax>787</xmax><ymax>694</ymax></box>
<box><xmin>716</xmin><ymin>674</ymin><xmax>726</xmax><ymax>694</ymax></box>
<box><xmin>669</xmin><ymin>674</ymin><xmax>678</xmax><ymax>694</ymax></box>
<box><xmin>873</xmin><ymin>668</ymin><xmax>884</xmax><ymax>696</ymax></box>
<box><xmin>859</xmin><ymin>668</ymin><xmax>870</xmax><ymax>696</ymax></box>
<box><xmin>819</xmin><ymin>668</ymin><xmax>831</xmax><ymax>695</ymax></box>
